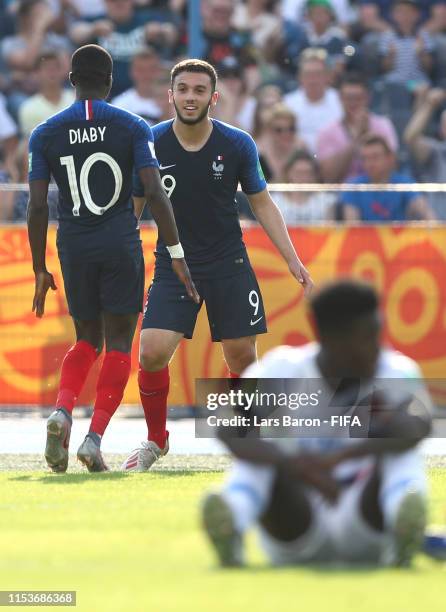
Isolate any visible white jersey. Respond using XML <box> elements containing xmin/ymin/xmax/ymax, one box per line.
<box><xmin>242</xmin><ymin>343</ymin><xmax>432</xmax><ymax>478</ymax></box>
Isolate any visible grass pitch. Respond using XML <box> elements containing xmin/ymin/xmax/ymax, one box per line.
<box><xmin>0</xmin><ymin>455</ymin><xmax>445</xmax><ymax>612</ymax></box>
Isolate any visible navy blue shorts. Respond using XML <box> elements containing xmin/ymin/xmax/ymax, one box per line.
<box><xmin>59</xmin><ymin>245</ymin><xmax>145</xmax><ymax>321</ymax></box>
<box><xmin>142</xmin><ymin>256</ymin><xmax>267</xmax><ymax>341</ymax></box>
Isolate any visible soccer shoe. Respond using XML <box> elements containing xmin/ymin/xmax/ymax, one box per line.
<box><xmin>45</xmin><ymin>409</ymin><xmax>72</xmax><ymax>473</ymax></box>
<box><xmin>393</xmin><ymin>491</ymin><xmax>427</xmax><ymax>567</ymax></box>
<box><xmin>202</xmin><ymin>492</ymin><xmax>244</xmax><ymax>567</ymax></box>
<box><xmin>77</xmin><ymin>435</ymin><xmax>109</xmax><ymax>472</ymax></box>
<box><xmin>121</xmin><ymin>435</ymin><xmax>169</xmax><ymax>472</ymax></box>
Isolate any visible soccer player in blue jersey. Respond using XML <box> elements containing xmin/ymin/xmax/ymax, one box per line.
<box><xmin>27</xmin><ymin>45</ymin><xmax>198</xmax><ymax>473</ymax></box>
<box><xmin>121</xmin><ymin>59</ymin><xmax>313</xmax><ymax>472</ymax></box>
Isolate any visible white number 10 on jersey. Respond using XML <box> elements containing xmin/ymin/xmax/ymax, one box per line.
<box><xmin>60</xmin><ymin>153</ymin><xmax>123</xmax><ymax>216</ymax></box>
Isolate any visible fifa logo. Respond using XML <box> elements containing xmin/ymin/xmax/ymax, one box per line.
<box><xmin>212</xmin><ymin>155</ymin><xmax>224</xmax><ymax>179</ymax></box>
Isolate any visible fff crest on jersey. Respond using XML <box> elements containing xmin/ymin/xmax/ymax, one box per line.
<box><xmin>212</xmin><ymin>155</ymin><xmax>224</xmax><ymax>180</ymax></box>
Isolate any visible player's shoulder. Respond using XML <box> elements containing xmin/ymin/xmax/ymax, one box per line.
<box><xmin>152</xmin><ymin>119</ymin><xmax>174</xmax><ymax>140</ymax></box>
<box><xmin>30</xmin><ymin>102</ymin><xmax>78</xmax><ymax>137</ymax></box>
<box><xmin>212</xmin><ymin>119</ymin><xmax>257</xmax><ymax>150</ymax></box>
<box><xmin>377</xmin><ymin>348</ymin><xmax>422</xmax><ymax>379</ymax></box>
<box><xmin>243</xmin><ymin>342</ymin><xmax>319</xmax><ymax>378</ymax></box>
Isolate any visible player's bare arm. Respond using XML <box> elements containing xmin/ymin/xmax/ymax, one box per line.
<box><xmin>247</xmin><ymin>188</ymin><xmax>314</xmax><ymax>296</ymax></box>
<box><xmin>133</xmin><ymin>196</ymin><xmax>146</xmax><ymax>220</ymax></box>
<box><xmin>27</xmin><ymin>179</ymin><xmax>57</xmax><ymax>318</ymax></box>
<box><xmin>139</xmin><ymin>166</ymin><xmax>199</xmax><ymax>303</ymax></box>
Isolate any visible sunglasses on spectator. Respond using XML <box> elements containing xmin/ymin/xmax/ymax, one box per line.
<box><xmin>272</xmin><ymin>125</ymin><xmax>296</xmax><ymax>133</ymax></box>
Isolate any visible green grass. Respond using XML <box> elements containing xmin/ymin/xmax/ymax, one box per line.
<box><xmin>0</xmin><ymin>458</ymin><xmax>445</xmax><ymax>612</ymax></box>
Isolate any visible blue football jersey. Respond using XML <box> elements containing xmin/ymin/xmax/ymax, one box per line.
<box><xmin>133</xmin><ymin>119</ymin><xmax>267</xmax><ymax>267</ymax></box>
<box><xmin>29</xmin><ymin>99</ymin><xmax>158</xmax><ymax>260</ymax></box>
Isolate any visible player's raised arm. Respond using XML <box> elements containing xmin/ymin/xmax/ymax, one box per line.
<box><xmin>27</xmin><ymin>128</ymin><xmax>57</xmax><ymax>318</ymax></box>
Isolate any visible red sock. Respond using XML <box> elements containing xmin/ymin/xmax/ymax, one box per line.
<box><xmin>229</xmin><ymin>372</ymin><xmax>240</xmax><ymax>378</ymax></box>
<box><xmin>56</xmin><ymin>341</ymin><xmax>97</xmax><ymax>414</ymax></box>
<box><xmin>138</xmin><ymin>365</ymin><xmax>169</xmax><ymax>449</ymax></box>
<box><xmin>89</xmin><ymin>351</ymin><xmax>131</xmax><ymax>436</ymax></box>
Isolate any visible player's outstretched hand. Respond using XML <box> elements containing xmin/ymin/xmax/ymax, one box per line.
<box><xmin>171</xmin><ymin>259</ymin><xmax>200</xmax><ymax>304</ymax></box>
<box><xmin>32</xmin><ymin>270</ymin><xmax>57</xmax><ymax>318</ymax></box>
<box><xmin>289</xmin><ymin>260</ymin><xmax>314</xmax><ymax>297</ymax></box>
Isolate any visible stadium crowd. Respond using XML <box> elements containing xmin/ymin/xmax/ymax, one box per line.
<box><xmin>1</xmin><ymin>0</ymin><xmax>446</xmax><ymax>222</ymax></box>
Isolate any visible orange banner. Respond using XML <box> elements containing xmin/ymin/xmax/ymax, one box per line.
<box><xmin>1</xmin><ymin>225</ymin><xmax>445</xmax><ymax>406</ymax></box>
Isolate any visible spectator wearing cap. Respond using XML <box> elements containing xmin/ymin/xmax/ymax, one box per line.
<box><xmin>257</xmin><ymin>102</ymin><xmax>308</xmax><ymax>181</ymax></box>
<box><xmin>404</xmin><ymin>86</ymin><xmax>446</xmax><ymax>219</ymax></box>
<box><xmin>69</xmin><ymin>0</ymin><xmax>179</xmax><ymax>97</ymax></box>
<box><xmin>342</xmin><ymin>134</ymin><xmax>435</xmax><ymax>221</ymax></box>
<box><xmin>283</xmin><ymin>48</ymin><xmax>343</xmax><ymax>151</ymax></box>
<box><xmin>282</xmin><ymin>0</ymin><xmax>355</xmax><ymax>25</ymax></box>
<box><xmin>379</xmin><ymin>0</ymin><xmax>435</xmax><ymax>90</ymax></box>
<box><xmin>304</xmin><ymin>0</ymin><xmax>348</xmax><ymax>75</ymax></box>
<box><xmin>18</xmin><ymin>51</ymin><xmax>75</xmax><ymax>136</ymax></box>
<box><xmin>317</xmin><ymin>72</ymin><xmax>398</xmax><ymax>181</ymax></box>
<box><xmin>111</xmin><ymin>47</ymin><xmax>162</xmax><ymax>125</ymax></box>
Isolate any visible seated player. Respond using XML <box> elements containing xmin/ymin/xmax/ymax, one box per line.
<box><xmin>202</xmin><ymin>280</ymin><xmax>432</xmax><ymax>567</ymax></box>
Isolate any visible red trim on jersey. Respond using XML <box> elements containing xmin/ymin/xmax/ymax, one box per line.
<box><xmin>85</xmin><ymin>99</ymin><xmax>93</xmax><ymax>120</ymax></box>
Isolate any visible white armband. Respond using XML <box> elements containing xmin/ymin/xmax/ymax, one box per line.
<box><xmin>166</xmin><ymin>243</ymin><xmax>185</xmax><ymax>259</ymax></box>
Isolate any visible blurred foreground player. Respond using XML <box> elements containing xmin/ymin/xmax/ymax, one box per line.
<box><xmin>27</xmin><ymin>45</ymin><xmax>198</xmax><ymax>472</ymax></box>
<box><xmin>122</xmin><ymin>59</ymin><xmax>313</xmax><ymax>471</ymax></box>
<box><xmin>202</xmin><ymin>280</ymin><xmax>432</xmax><ymax>567</ymax></box>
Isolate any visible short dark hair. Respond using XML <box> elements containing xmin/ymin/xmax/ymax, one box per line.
<box><xmin>339</xmin><ymin>71</ymin><xmax>368</xmax><ymax>90</ymax></box>
<box><xmin>171</xmin><ymin>59</ymin><xmax>217</xmax><ymax>91</ymax></box>
<box><xmin>284</xmin><ymin>149</ymin><xmax>321</xmax><ymax>180</ymax></box>
<box><xmin>35</xmin><ymin>50</ymin><xmax>61</xmax><ymax>70</ymax></box>
<box><xmin>71</xmin><ymin>45</ymin><xmax>113</xmax><ymax>88</ymax></box>
<box><xmin>311</xmin><ymin>280</ymin><xmax>379</xmax><ymax>336</ymax></box>
<box><xmin>361</xmin><ymin>134</ymin><xmax>392</xmax><ymax>154</ymax></box>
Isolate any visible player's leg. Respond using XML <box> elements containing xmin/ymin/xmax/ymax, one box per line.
<box><xmin>203</xmin><ymin>263</ymin><xmax>266</xmax><ymax>376</ymax></box>
<box><xmin>221</xmin><ymin>336</ymin><xmax>257</xmax><ymax>378</ymax></box>
<box><xmin>77</xmin><ymin>312</ymin><xmax>139</xmax><ymax>472</ymax></box>
<box><xmin>122</xmin><ymin>267</ymin><xmax>202</xmax><ymax>471</ymax></box>
<box><xmin>45</xmin><ymin>259</ymin><xmax>104</xmax><ymax>472</ymax></box>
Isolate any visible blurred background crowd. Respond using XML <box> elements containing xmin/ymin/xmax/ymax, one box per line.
<box><xmin>1</xmin><ymin>0</ymin><xmax>446</xmax><ymax>223</ymax></box>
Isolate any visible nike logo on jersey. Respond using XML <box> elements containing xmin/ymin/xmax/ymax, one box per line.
<box><xmin>159</xmin><ymin>163</ymin><xmax>176</xmax><ymax>170</ymax></box>
<box><xmin>250</xmin><ymin>316</ymin><xmax>263</xmax><ymax>326</ymax></box>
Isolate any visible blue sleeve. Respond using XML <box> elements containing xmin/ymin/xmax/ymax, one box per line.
<box><xmin>399</xmin><ymin>174</ymin><xmax>420</xmax><ymax>204</ymax></box>
<box><xmin>133</xmin><ymin>118</ymin><xmax>159</xmax><ymax>171</ymax></box>
<box><xmin>28</xmin><ymin>126</ymin><xmax>50</xmax><ymax>182</ymax></box>
<box><xmin>238</xmin><ymin>132</ymin><xmax>267</xmax><ymax>195</ymax></box>
<box><xmin>341</xmin><ymin>179</ymin><xmax>361</xmax><ymax>207</ymax></box>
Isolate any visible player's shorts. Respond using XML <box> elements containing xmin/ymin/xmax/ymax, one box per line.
<box><xmin>58</xmin><ymin>244</ymin><xmax>145</xmax><ymax>321</ymax></box>
<box><xmin>142</xmin><ymin>255</ymin><xmax>267</xmax><ymax>341</ymax></box>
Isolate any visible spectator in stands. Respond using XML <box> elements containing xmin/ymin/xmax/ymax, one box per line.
<box><xmin>257</xmin><ymin>103</ymin><xmax>307</xmax><ymax>181</ymax></box>
<box><xmin>379</xmin><ymin>0</ymin><xmax>435</xmax><ymax>90</ymax></box>
<box><xmin>317</xmin><ymin>72</ymin><xmax>398</xmax><ymax>181</ymax></box>
<box><xmin>111</xmin><ymin>47</ymin><xmax>162</xmax><ymax>124</ymax></box>
<box><xmin>211</xmin><ymin>56</ymin><xmax>257</xmax><ymax>130</ymax></box>
<box><xmin>304</xmin><ymin>0</ymin><xmax>348</xmax><ymax>75</ymax></box>
<box><xmin>282</xmin><ymin>0</ymin><xmax>355</xmax><ymax>25</ymax></box>
<box><xmin>232</xmin><ymin>0</ymin><xmax>282</xmax><ymax>53</ymax></box>
<box><xmin>1</xmin><ymin>0</ymin><xmax>72</xmax><ymax>114</ymax></box>
<box><xmin>152</xmin><ymin>71</ymin><xmax>175</xmax><ymax>122</ymax></box>
<box><xmin>342</xmin><ymin>134</ymin><xmax>435</xmax><ymax>221</ymax></box>
<box><xmin>199</xmin><ymin>0</ymin><xmax>256</xmax><ymax>71</ymax></box>
<box><xmin>0</xmin><ymin>93</ymin><xmax>19</xmax><ymax>221</ymax></box>
<box><xmin>69</xmin><ymin>0</ymin><xmax>178</xmax><ymax>97</ymax></box>
<box><xmin>404</xmin><ymin>86</ymin><xmax>446</xmax><ymax>219</ymax></box>
<box><xmin>358</xmin><ymin>0</ymin><xmax>439</xmax><ymax>25</ymax></box>
<box><xmin>18</xmin><ymin>51</ymin><xmax>74</xmax><ymax>136</ymax></box>
<box><xmin>272</xmin><ymin>149</ymin><xmax>337</xmax><ymax>222</ymax></box>
<box><xmin>251</xmin><ymin>83</ymin><xmax>283</xmax><ymax>139</ymax></box>
<box><xmin>67</xmin><ymin>0</ymin><xmax>106</xmax><ymax>18</ymax></box>
<box><xmin>284</xmin><ymin>47</ymin><xmax>343</xmax><ymax>151</ymax></box>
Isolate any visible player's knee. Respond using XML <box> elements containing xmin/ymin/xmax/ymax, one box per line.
<box><xmin>225</xmin><ymin>344</ymin><xmax>256</xmax><ymax>375</ymax></box>
<box><xmin>139</xmin><ymin>346</ymin><xmax>170</xmax><ymax>372</ymax></box>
